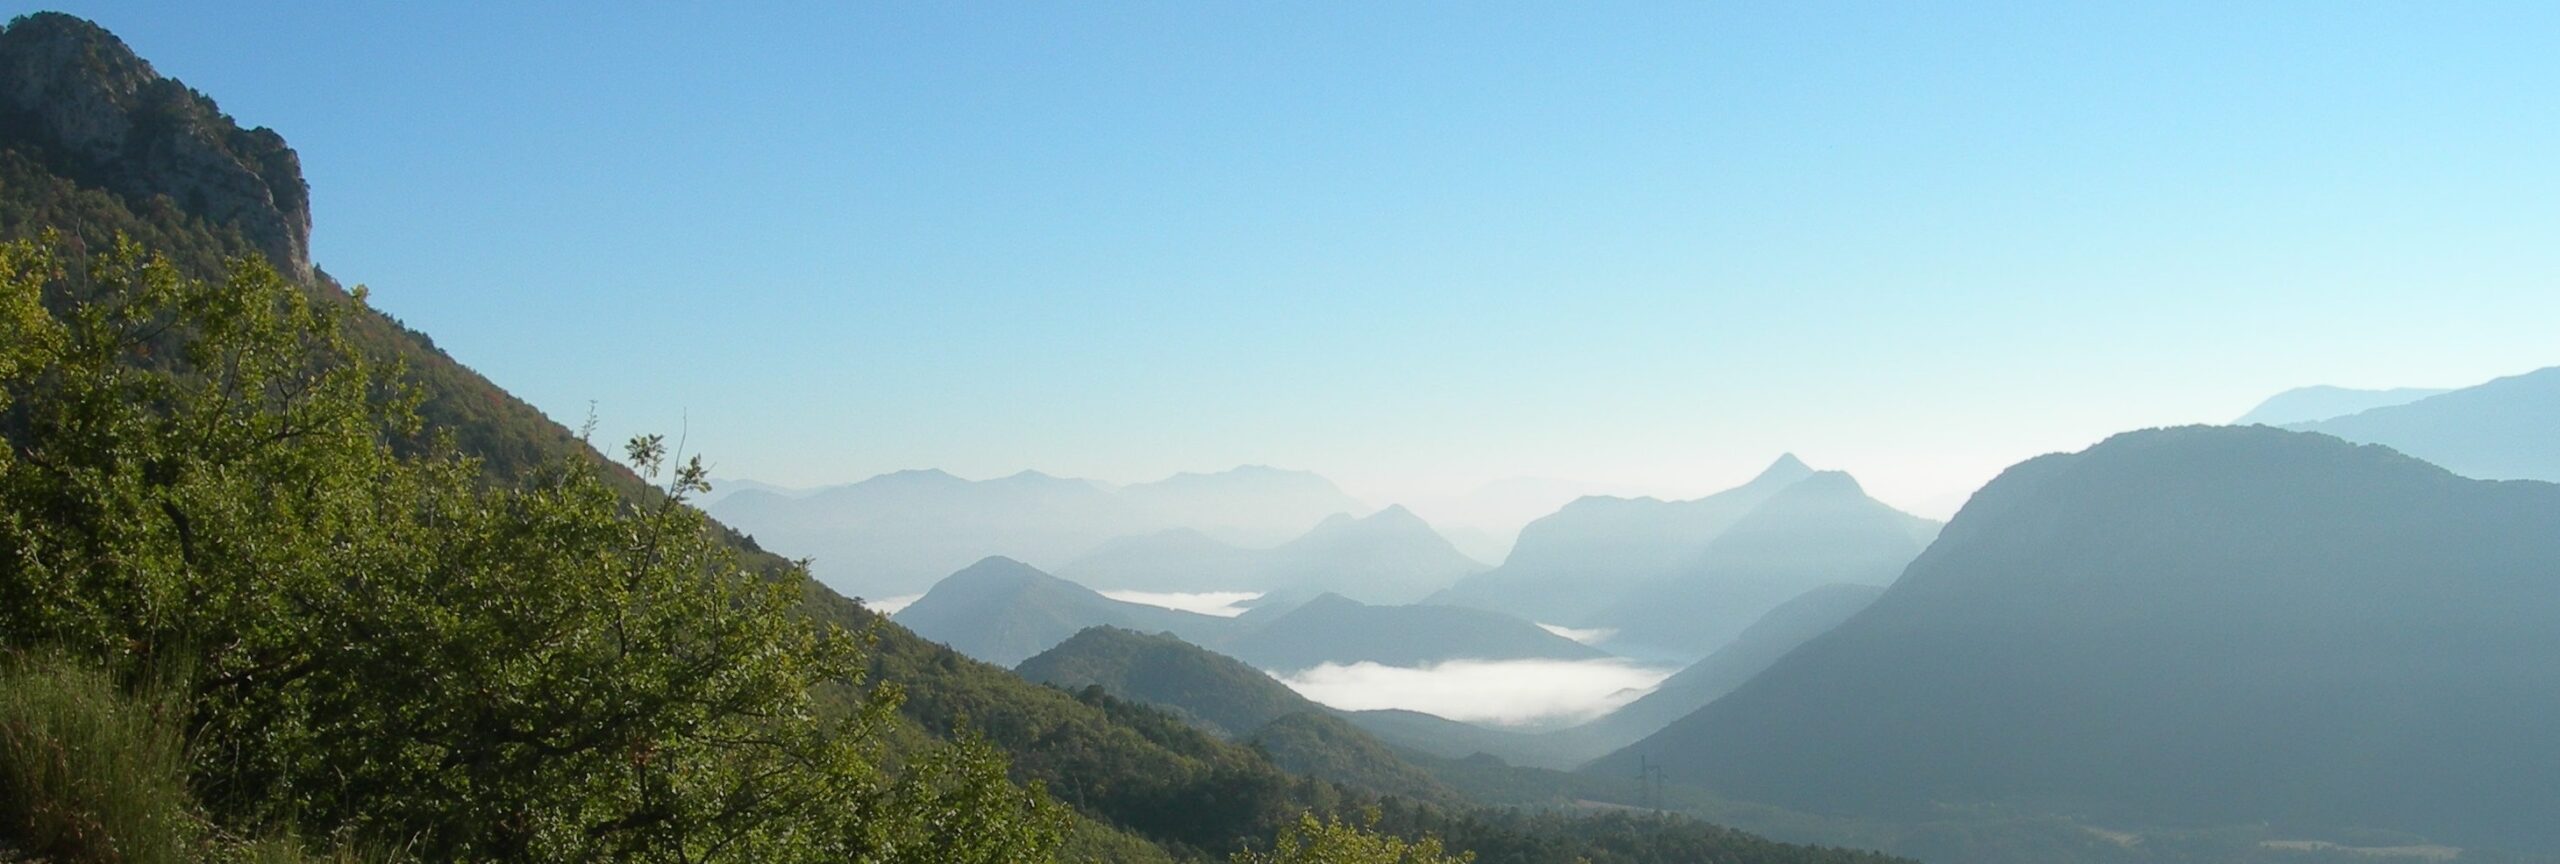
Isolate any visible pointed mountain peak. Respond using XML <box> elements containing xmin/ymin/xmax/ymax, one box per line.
<box><xmin>1362</xmin><ymin>503</ymin><xmax>1426</xmax><ymax>526</ymax></box>
<box><xmin>1752</xmin><ymin>453</ymin><xmax>1816</xmax><ymax>485</ymax></box>
<box><xmin>944</xmin><ymin>555</ymin><xmax>1053</xmax><ymax>585</ymax></box>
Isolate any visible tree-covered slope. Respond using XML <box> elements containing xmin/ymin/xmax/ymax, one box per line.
<box><xmin>1017</xmin><ymin>626</ymin><xmax>1322</xmax><ymax>739</ymax></box>
<box><xmin>1597</xmin><ymin>426</ymin><xmax>2560</xmax><ymax>854</ymax></box>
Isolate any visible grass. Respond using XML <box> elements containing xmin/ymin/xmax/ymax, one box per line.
<box><xmin>0</xmin><ymin>651</ymin><xmax>390</xmax><ymax>864</ymax></box>
<box><xmin>0</xmin><ymin>651</ymin><xmax>198</xmax><ymax>864</ymax></box>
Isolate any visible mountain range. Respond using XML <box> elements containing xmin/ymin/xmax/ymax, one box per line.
<box><xmin>2234</xmin><ymin>384</ymin><xmax>2450</xmax><ymax>426</ymax></box>
<box><xmin>709</xmin><ymin>465</ymin><xmax>1371</xmax><ymax>597</ymax></box>
<box><xmin>1596</xmin><ymin>425</ymin><xmax>2560</xmax><ymax>853</ymax></box>
<box><xmin>1431</xmin><ymin>455</ymin><xmax>1938</xmax><ymax>661</ymax></box>
<box><xmin>1060</xmin><ymin>505</ymin><xmax>1485</xmax><ymax>603</ymax></box>
<box><xmin>895</xmin><ymin>556</ymin><xmax>1596</xmax><ymax>671</ymax></box>
<box><xmin>2287</xmin><ymin>365</ymin><xmax>2560</xmax><ymax>483</ymax></box>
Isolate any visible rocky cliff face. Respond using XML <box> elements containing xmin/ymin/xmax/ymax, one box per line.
<box><xmin>0</xmin><ymin>12</ymin><xmax>311</xmax><ymax>280</ymax></box>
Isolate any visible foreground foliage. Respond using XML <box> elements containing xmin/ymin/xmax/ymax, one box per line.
<box><xmin>0</xmin><ymin>238</ymin><xmax>1066</xmax><ymax>861</ymax></box>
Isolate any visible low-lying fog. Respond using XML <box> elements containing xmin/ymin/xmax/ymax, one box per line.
<box><xmin>1276</xmin><ymin>658</ymin><xmax>1674</xmax><ymax>729</ymax></box>
<box><xmin>861</xmin><ymin>594</ymin><xmax>923</xmax><ymax>615</ymax></box>
<box><xmin>1099</xmin><ymin>590</ymin><xmax>1263</xmax><ymax>617</ymax></box>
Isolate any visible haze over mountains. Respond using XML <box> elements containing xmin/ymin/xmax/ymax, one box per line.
<box><xmin>1063</xmin><ymin>505</ymin><xmax>1485</xmax><ymax>604</ymax></box>
<box><xmin>1429</xmin><ymin>455</ymin><xmax>1938</xmax><ymax>662</ymax></box>
<box><xmin>708</xmin><ymin>464</ymin><xmax>1373</xmax><ymax>596</ymax></box>
<box><xmin>1598</xmin><ymin>425</ymin><xmax>2560</xmax><ymax>853</ymax></box>
<box><xmin>894</xmin><ymin>556</ymin><xmax>1597</xmax><ymax>672</ymax></box>
<box><xmin>2287</xmin><ymin>366</ymin><xmax>2560</xmax><ymax>483</ymax></box>
<box><xmin>2234</xmin><ymin>384</ymin><xmax>2452</xmax><ymax>426</ymax></box>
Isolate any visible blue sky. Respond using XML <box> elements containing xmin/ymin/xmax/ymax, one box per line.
<box><xmin>29</xmin><ymin>2</ymin><xmax>2560</xmax><ymax>514</ymax></box>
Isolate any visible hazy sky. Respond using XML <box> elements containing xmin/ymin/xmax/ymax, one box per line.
<box><xmin>40</xmin><ymin>2</ymin><xmax>2560</xmax><ymax>515</ymax></box>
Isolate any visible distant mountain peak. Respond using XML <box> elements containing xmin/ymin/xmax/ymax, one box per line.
<box><xmin>1748</xmin><ymin>453</ymin><xmax>1817</xmax><ymax>487</ymax></box>
<box><xmin>943</xmin><ymin>555</ymin><xmax>1047</xmax><ymax>585</ymax></box>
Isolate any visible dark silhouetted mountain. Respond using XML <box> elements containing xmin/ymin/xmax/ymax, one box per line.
<box><xmin>1578</xmin><ymin>583</ymin><xmax>1882</xmax><ymax>750</ymax></box>
<box><xmin>1118</xmin><ymin>465</ymin><xmax>1369</xmax><ymax>546</ymax></box>
<box><xmin>711</xmin><ymin>466</ymin><xmax>1370</xmax><ymax>597</ymax></box>
<box><xmin>892</xmin><ymin>557</ymin><xmax>1234</xmax><ymax>667</ymax></box>
<box><xmin>1596</xmin><ymin>426</ymin><xmax>2560</xmax><ymax>853</ymax></box>
<box><xmin>1013</xmin><ymin>627</ymin><xmax>1465</xmax><ymax>805</ymax></box>
<box><xmin>1247</xmin><ymin>711</ymin><xmax>1464</xmax><ymax>807</ymax></box>
<box><xmin>2234</xmin><ymin>384</ymin><xmax>2450</xmax><ymax>426</ymax></box>
<box><xmin>1060</xmin><ymin>505</ymin><xmax>1486</xmax><ymax>603</ymax></box>
<box><xmin>1432</xmin><ymin>455</ymin><xmax>1818</xmax><ymax>624</ymax></box>
<box><xmin>1589</xmin><ymin>474</ymin><xmax>1932</xmax><ymax>660</ymax></box>
<box><xmin>1016</xmin><ymin>626</ymin><xmax>1319</xmax><ymax>739</ymax></box>
<box><xmin>1224</xmin><ymin>594</ymin><xmax>1608</xmax><ymax>672</ymax></box>
<box><xmin>2289</xmin><ymin>365</ymin><xmax>2560</xmax><ymax>482</ymax></box>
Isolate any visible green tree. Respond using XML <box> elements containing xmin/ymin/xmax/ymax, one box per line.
<box><xmin>1235</xmin><ymin>812</ymin><xmax>1475</xmax><ymax>864</ymax></box>
<box><xmin>0</xmin><ymin>237</ymin><xmax>1067</xmax><ymax>862</ymax></box>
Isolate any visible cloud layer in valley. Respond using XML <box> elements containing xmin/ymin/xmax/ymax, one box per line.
<box><xmin>1276</xmin><ymin>658</ymin><xmax>1673</xmax><ymax>729</ymax></box>
<box><xmin>1098</xmin><ymin>590</ymin><xmax>1263</xmax><ymax>618</ymax></box>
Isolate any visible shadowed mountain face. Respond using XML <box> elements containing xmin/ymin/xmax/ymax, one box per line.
<box><xmin>1578</xmin><ymin>582</ymin><xmax>1882</xmax><ymax>752</ymax></box>
<box><xmin>711</xmin><ymin>465</ymin><xmax>1367</xmax><ymax>597</ymax></box>
<box><xmin>1015</xmin><ymin>627</ymin><xmax>1465</xmax><ymax>805</ymax></box>
<box><xmin>1596</xmin><ymin>426</ymin><xmax>2560</xmax><ymax>853</ymax></box>
<box><xmin>2234</xmin><ymin>385</ymin><xmax>2450</xmax><ymax>426</ymax></box>
<box><xmin>1017</xmin><ymin>626</ymin><xmax>1322</xmax><ymax>739</ymax></box>
<box><xmin>1430</xmin><ymin>455</ymin><xmax>1818</xmax><ymax>625</ymax></box>
<box><xmin>2289</xmin><ymin>365</ymin><xmax>2560</xmax><ymax>483</ymax></box>
<box><xmin>1063</xmin><ymin>505</ymin><xmax>1486</xmax><ymax>604</ymax></box>
<box><xmin>1589</xmin><ymin>474</ymin><xmax>1932</xmax><ymax>661</ymax></box>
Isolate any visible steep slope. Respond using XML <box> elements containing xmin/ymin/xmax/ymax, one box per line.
<box><xmin>892</xmin><ymin>557</ymin><xmax>1235</xmax><ymax>667</ymax></box>
<box><xmin>1224</xmin><ymin>594</ymin><xmax>1609</xmax><ymax>672</ymax></box>
<box><xmin>0</xmin><ymin>12</ymin><xmax>653</xmax><ymax>496</ymax></box>
<box><xmin>0</xmin><ymin>12</ymin><xmax>308</xmax><ymax>279</ymax></box>
<box><xmin>2234</xmin><ymin>384</ymin><xmax>2449</xmax><ymax>426</ymax></box>
<box><xmin>1596</xmin><ymin>426</ymin><xmax>2560</xmax><ymax>853</ymax></box>
<box><xmin>1590</xmin><ymin>474</ymin><xmax>1933</xmax><ymax>660</ymax></box>
<box><xmin>1017</xmin><ymin>626</ymin><xmax>1320</xmax><ymax>739</ymax></box>
<box><xmin>1576</xmin><ymin>583</ymin><xmax>1882</xmax><ymax>751</ymax></box>
<box><xmin>2291</xmin><ymin>365</ymin><xmax>2560</xmax><ymax>482</ymax></box>
<box><xmin>1431</xmin><ymin>455</ymin><xmax>1815</xmax><ymax>624</ymax></box>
